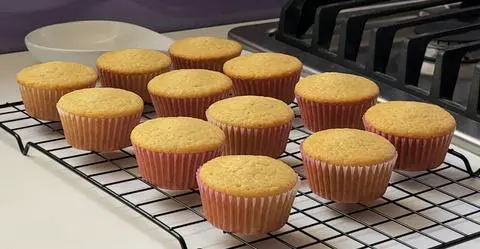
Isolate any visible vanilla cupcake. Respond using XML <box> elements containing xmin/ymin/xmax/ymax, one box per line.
<box><xmin>148</xmin><ymin>69</ymin><xmax>232</xmax><ymax>119</ymax></box>
<box><xmin>301</xmin><ymin>129</ymin><xmax>397</xmax><ymax>203</ymax></box>
<box><xmin>169</xmin><ymin>36</ymin><xmax>242</xmax><ymax>72</ymax></box>
<box><xmin>57</xmin><ymin>88</ymin><xmax>143</xmax><ymax>152</ymax></box>
<box><xmin>295</xmin><ymin>72</ymin><xmax>379</xmax><ymax>131</ymax></box>
<box><xmin>131</xmin><ymin>117</ymin><xmax>225</xmax><ymax>189</ymax></box>
<box><xmin>16</xmin><ymin>61</ymin><xmax>97</xmax><ymax>121</ymax></box>
<box><xmin>206</xmin><ymin>96</ymin><xmax>293</xmax><ymax>157</ymax></box>
<box><xmin>198</xmin><ymin>155</ymin><xmax>299</xmax><ymax>234</ymax></box>
<box><xmin>223</xmin><ymin>52</ymin><xmax>302</xmax><ymax>103</ymax></box>
<box><xmin>363</xmin><ymin>101</ymin><xmax>455</xmax><ymax>171</ymax></box>
<box><xmin>96</xmin><ymin>48</ymin><xmax>171</xmax><ymax>102</ymax></box>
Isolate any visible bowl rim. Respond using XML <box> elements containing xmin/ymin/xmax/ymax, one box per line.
<box><xmin>24</xmin><ymin>20</ymin><xmax>156</xmax><ymax>53</ymax></box>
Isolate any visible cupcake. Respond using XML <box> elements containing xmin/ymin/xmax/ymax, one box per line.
<box><xmin>169</xmin><ymin>36</ymin><xmax>242</xmax><ymax>72</ymax></box>
<box><xmin>96</xmin><ymin>48</ymin><xmax>171</xmax><ymax>102</ymax></box>
<box><xmin>197</xmin><ymin>155</ymin><xmax>299</xmax><ymax>234</ymax></box>
<box><xmin>206</xmin><ymin>95</ymin><xmax>294</xmax><ymax>157</ymax></box>
<box><xmin>16</xmin><ymin>61</ymin><xmax>97</xmax><ymax>121</ymax></box>
<box><xmin>295</xmin><ymin>72</ymin><xmax>379</xmax><ymax>132</ymax></box>
<box><xmin>148</xmin><ymin>69</ymin><xmax>232</xmax><ymax>119</ymax></box>
<box><xmin>301</xmin><ymin>129</ymin><xmax>397</xmax><ymax>203</ymax></box>
<box><xmin>57</xmin><ymin>88</ymin><xmax>143</xmax><ymax>152</ymax></box>
<box><xmin>223</xmin><ymin>52</ymin><xmax>302</xmax><ymax>103</ymax></box>
<box><xmin>131</xmin><ymin>117</ymin><xmax>225</xmax><ymax>189</ymax></box>
<box><xmin>363</xmin><ymin>101</ymin><xmax>455</xmax><ymax>171</ymax></box>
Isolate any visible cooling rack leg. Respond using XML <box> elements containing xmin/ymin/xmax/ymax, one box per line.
<box><xmin>0</xmin><ymin>122</ymin><xmax>26</xmax><ymax>153</ymax></box>
<box><xmin>448</xmin><ymin>148</ymin><xmax>479</xmax><ymax>176</ymax></box>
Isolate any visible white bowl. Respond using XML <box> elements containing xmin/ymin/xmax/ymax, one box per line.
<box><xmin>25</xmin><ymin>20</ymin><xmax>173</xmax><ymax>68</ymax></box>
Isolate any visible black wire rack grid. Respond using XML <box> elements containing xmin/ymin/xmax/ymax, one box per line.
<box><xmin>1</xmin><ymin>101</ymin><xmax>480</xmax><ymax>249</ymax></box>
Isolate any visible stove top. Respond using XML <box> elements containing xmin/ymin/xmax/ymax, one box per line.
<box><xmin>228</xmin><ymin>0</ymin><xmax>480</xmax><ymax>155</ymax></box>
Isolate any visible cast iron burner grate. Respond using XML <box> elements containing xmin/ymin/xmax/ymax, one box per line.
<box><xmin>1</xmin><ymin>101</ymin><xmax>479</xmax><ymax>249</ymax></box>
<box><xmin>274</xmin><ymin>0</ymin><xmax>480</xmax><ymax>123</ymax></box>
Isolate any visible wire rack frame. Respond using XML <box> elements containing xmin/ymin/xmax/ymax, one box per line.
<box><xmin>1</xmin><ymin>100</ymin><xmax>480</xmax><ymax>249</ymax></box>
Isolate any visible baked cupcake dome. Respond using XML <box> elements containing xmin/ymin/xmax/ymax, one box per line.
<box><xmin>169</xmin><ymin>36</ymin><xmax>242</xmax><ymax>72</ymax></box>
<box><xmin>57</xmin><ymin>88</ymin><xmax>143</xmax><ymax>152</ymax></box>
<box><xmin>206</xmin><ymin>95</ymin><xmax>294</xmax><ymax>157</ymax></box>
<box><xmin>96</xmin><ymin>48</ymin><xmax>171</xmax><ymax>102</ymax></box>
<box><xmin>131</xmin><ymin>117</ymin><xmax>225</xmax><ymax>189</ymax></box>
<box><xmin>295</xmin><ymin>72</ymin><xmax>379</xmax><ymax>131</ymax></box>
<box><xmin>363</xmin><ymin>101</ymin><xmax>455</xmax><ymax>171</ymax></box>
<box><xmin>147</xmin><ymin>69</ymin><xmax>232</xmax><ymax>119</ymax></box>
<box><xmin>301</xmin><ymin>128</ymin><xmax>397</xmax><ymax>203</ymax></box>
<box><xmin>223</xmin><ymin>52</ymin><xmax>302</xmax><ymax>103</ymax></box>
<box><xmin>16</xmin><ymin>61</ymin><xmax>97</xmax><ymax>121</ymax></box>
<box><xmin>197</xmin><ymin>155</ymin><xmax>299</xmax><ymax>234</ymax></box>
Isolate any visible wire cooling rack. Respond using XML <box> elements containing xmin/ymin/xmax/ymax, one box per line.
<box><xmin>1</xmin><ymin>101</ymin><xmax>480</xmax><ymax>249</ymax></box>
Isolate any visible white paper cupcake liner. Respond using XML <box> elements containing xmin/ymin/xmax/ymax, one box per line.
<box><xmin>58</xmin><ymin>108</ymin><xmax>142</xmax><ymax>152</ymax></box>
<box><xmin>98</xmin><ymin>68</ymin><xmax>169</xmax><ymax>102</ymax></box>
<box><xmin>206</xmin><ymin>116</ymin><xmax>291</xmax><ymax>158</ymax></box>
<box><xmin>296</xmin><ymin>96</ymin><xmax>377</xmax><ymax>132</ymax></box>
<box><xmin>301</xmin><ymin>149</ymin><xmax>397</xmax><ymax>203</ymax></box>
<box><xmin>134</xmin><ymin>146</ymin><xmax>223</xmax><ymax>190</ymax></box>
<box><xmin>197</xmin><ymin>175</ymin><xmax>300</xmax><ymax>234</ymax></box>
<box><xmin>170</xmin><ymin>54</ymin><xmax>239</xmax><ymax>72</ymax></box>
<box><xmin>229</xmin><ymin>72</ymin><xmax>301</xmax><ymax>104</ymax></box>
<box><xmin>18</xmin><ymin>83</ymin><xmax>95</xmax><ymax>121</ymax></box>
<box><xmin>150</xmin><ymin>91</ymin><xmax>229</xmax><ymax>120</ymax></box>
<box><xmin>364</xmin><ymin>120</ymin><xmax>453</xmax><ymax>171</ymax></box>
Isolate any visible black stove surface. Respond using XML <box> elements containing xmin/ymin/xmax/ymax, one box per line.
<box><xmin>229</xmin><ymin>14</ymin><xmax>480</xmax><ymax>153</ymax></box>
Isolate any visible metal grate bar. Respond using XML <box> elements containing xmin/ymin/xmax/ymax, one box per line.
<box><xmin>10</xmin><ymin>120</ymin><xmax>57</xmax><ymax>131</ymax></box>
<box><xmin>338</xmin><ymin>0</ymin><xmax>456</xmax><ymax>61</ymax></box>
<box><xmin>367</xmin><ymin>5</ymin><xmax>480</xmax><ymax>73</ymax></box>
<box><xmin>274</xmin><ymin>1</ymin><xmax>480</xmax><ymax>123</ymax></box>
<box><xmin>134</xmin><ymin>191</ymin><xmax>197</xmax><ymax>207</ymax></box>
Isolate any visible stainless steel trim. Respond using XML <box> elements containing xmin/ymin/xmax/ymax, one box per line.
<box><xmin>341</xmin><ymin>0</ymin><xmax>431</xmax><ymax>12</ymax></box>
<box><xmin>452</xmin><ymin>131</ymin><xmax>480</xmax><ymax>156</ymax></box>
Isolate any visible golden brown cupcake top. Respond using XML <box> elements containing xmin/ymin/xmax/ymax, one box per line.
<box><xmin>148</xmin><ymin>69</ymin><xmax>232</xmax><ymax>98</ymax></box>
<box><xmin>169</xmin><ymin>36</ymin><xmax>242</xmax><ymax>60</ymax></box>
<box><xmin>130</xmin><ymin>117</ymin><xmax>225</xmax><ymax>153</ymax></box>
<box><xmin>295</xmin><ymin>72</ymin><xmax>379</xmax><ymax>103</ymax></box>
<box><xmin>57</xmin><ymin>88</ymin><xmax>143</xmax><ymax>118</ymax></box>
<box><xmin>96</xmin><ymin>48</ymin><xmax>171</xmax><ymax>74</ymax></box>
<box><xmin>363</xmin><ymin>101</ymin><xmax>456</xmax><ymax>138</ymax></box>
<box><xmin>16</xmin><ymin>61</ymin><xmax>97</xmax><ymax>89</ymax></box>
<box><xmin>302</xmin><ymin>128</ymin><xmax>397</xmax><ymax>166</ymax></box>
<box><xmin>223</xmin><ymin>52</ymin><xmax>302</xmax><ymax>79</ymax></box>
<box><xmin>199</xmin><ymin>155</ymin><xmax>298</xmax><ymax>197</ymax></box>
<box><xmin>206</xmin><ymin>95</ymin><xmax>294</xmax><ymax>128</ymax></box>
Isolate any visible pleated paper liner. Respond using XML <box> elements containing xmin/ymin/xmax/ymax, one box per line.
<box><xmin>229</xmin><ymin>71</ymin><xmax>301</xmax><ymax>104</ymax></box>
<box><xmin>170</xmin><ymin>54</ymin><xmax>240</xmax><ymax>72</ymax></box>
<box><xmin>296</xmin><ymin>96</ymin><xmax>377</xmax><ymax>132</ymax></box>
<box><xmin>301</xmin><ymin>149</ymin><xmax>397</xmax><ymax>203</ymax></box>
<box><xmin>206</xmin><ymin>117</ymin><xmax>291</xmax><ymax>158</ymax></box>
<box><xmin>198</xmin><ymin>176</ymin><xmax>300</xmax><ymax>235</ymax></box>
<box><xmin>97</xmin><ymin>68</ymin><xmax>169</xmax><ymax>102</ymax></box>
<box><xmin>18</xmin><ymin>83</ymin><xmax>95</xmax><ymax>121</ymax></box>
<box><xmin>150</xmin><ymin>91</ymin><xmax>229</xmax><ymax>120</ymax></box>
<box><xmin>58</xmin><ymin>108</ymin><xmax>142</xmax><ymax>152</ymax></box>
<box><xmin>364</xmin><ymin>120</ymin><xmax>453</xmax><ymax>171</ymax></box>
<box><xmin>134</xmin><ymin>146</ymin><xmax>223</xmax><ymax>190</ymax></box>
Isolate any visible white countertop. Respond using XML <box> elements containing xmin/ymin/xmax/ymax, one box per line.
<box><xmin>1</xmin><ymin>22</ymin><xmax>479</xmax><ymax>249</ymax></box>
